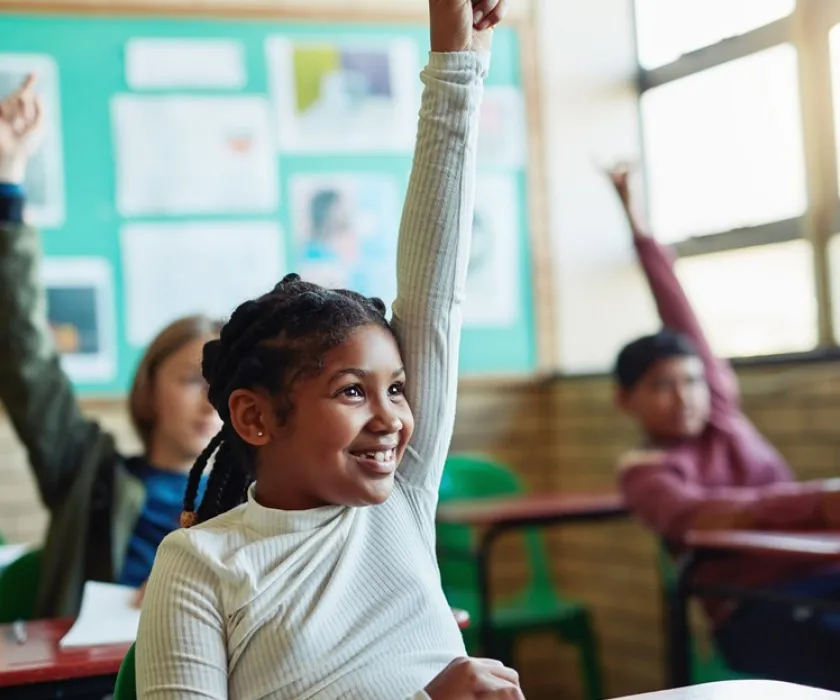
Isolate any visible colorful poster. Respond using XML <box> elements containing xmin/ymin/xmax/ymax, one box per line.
<box><xmin>290</xmin><ymin>174</ymin><xmax>400</xmax><ymax>303</ymax></box>
<box><xmin>121</xmin><ymin>221</ymin><xmax>284</xmax><ymax>345</ymax></box>
<box><xmin>41</xmin><ymin>257</ymin><xmax>116</xmax><ymax>382</ymax></box>
<box><xmin>465</xmin><ymin>174</ymin><xmax>521</xmax><ymax>327</ymax></box>
<box><xmin>112</xmin><ymin>95</ymin><xmax>278</xmax><ymax>216</ymax></box>
<box><xmin>0</xmin><ymin>53</ymin><xmax>65</xmax><ymax>227</ymax></box>
<box><xmin>266</xmin><ymin>37</ymin><xmax>419</xmax><ymax>152</ymax></box>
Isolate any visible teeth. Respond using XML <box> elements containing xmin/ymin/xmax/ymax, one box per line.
<box><xmin>359</xmin><ymin>449</ymin><xmax>394</xmax><ymax>463</ymax></box>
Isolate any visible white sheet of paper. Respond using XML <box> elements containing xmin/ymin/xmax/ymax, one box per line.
<box><xmin>464</xmin><ymin>174</ymin><xmax>521</xmax><ymax>327</ymax></box>
<box><xmin>478</xmin><ymin>87</ymin><xmax>527</xmax><ymax>167</ymax></box>
<box><xmin>112</xmin><ymin>95</ymin><xmax>278</xmax><ymax>216</ymax></box>
<box><xmin>121</xmin><ymin>221</ymin><xmax>284</xmax><ymax>345</ymax></box>
<box><xmin>41</xmin><ymin>257</ymin><xmax>116</xmax><ymax>382</ymax></box>
<box><xmin>0</xmin><ymin>543</ymin><xmax>31</xmax><ymax>569</ymax></box>
<box><xmin>59</xmin><ymin>581</ymin><xmax>140</xmax><ymax>648</ymax></box>
<box><xmin>265</xmin><ymin>36</ymin><xmax>419</xmax><ymax>153</ymax></box>
<box><xmin>0</xmin><ymin>53</ymin><xmax>65</xmax><ymax>227</ymax></box>
<box><xmin>126</xmin><ymin>38</ymin><xmax>246</xmax><ymax>89</ymax></box>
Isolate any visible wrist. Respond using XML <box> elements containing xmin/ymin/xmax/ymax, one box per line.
<box><xmin>0</xmin><ymin>156</ymin><xmax>26</xmax><ymax>185</ymax></box>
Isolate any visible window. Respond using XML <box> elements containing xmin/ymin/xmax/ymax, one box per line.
<box><xmin>676</xmin><ymin>241</ymin><xmax>817</xmax><ymax>357</ymax></box>
<box><xmin>629</xmin><ymin>0</ymin><xmax>840</xmax><ymax>360</ymax></box>
<box><xmin>634</xmin><ymin>0</ymin><xmax>795</xmax><ymax>69</ymax></box>
<box><xmin>641</xmin><ymin>45</ymin><xmax>806</xmax><ymax>243</ymax></box>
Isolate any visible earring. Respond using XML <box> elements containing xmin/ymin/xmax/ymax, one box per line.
<box><xmin>257</xmin><ymin>431</ymin><xmax>265</xmax><ymax>438</ymax></box>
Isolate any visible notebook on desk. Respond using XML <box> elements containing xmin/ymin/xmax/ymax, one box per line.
<box><xmin>59</xmin><ymin>581</ymin><xmax>140</xmax><ymax>648</ymax></box>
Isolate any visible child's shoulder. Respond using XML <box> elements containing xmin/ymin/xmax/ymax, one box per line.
<box><xmin>160</xmin><ymin>504</ymin><xmax>250</xmax><ymax>564</ymax></box>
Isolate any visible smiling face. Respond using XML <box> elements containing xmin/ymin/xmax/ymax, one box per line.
<box><xmin>240</xmin><ymin>324</ymin><xmax>415</xmax><ymax>511</ymax></box>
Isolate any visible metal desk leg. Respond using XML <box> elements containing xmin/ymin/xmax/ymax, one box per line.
<box><xmin>476</xmin><ymin>525</ymin><xmax>502</xmax><ymax>659</ymax></box>
<box><xmin>667</xmin><ymin>552</ymin><xmax>697</xmax><ymax>689</ymax></box>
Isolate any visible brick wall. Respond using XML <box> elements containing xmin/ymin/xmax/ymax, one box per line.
<box><xmin>2</xmin><ymin>360</ymin><xmax>839</xmax><ymax>698</ymax></box>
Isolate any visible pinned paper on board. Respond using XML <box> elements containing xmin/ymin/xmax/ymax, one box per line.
<box><xmin>112</xmin><ymin>95</ymin><xmax>278</xmax><ymax>216</ymax></box>
<box><xmin>266</xmin><ymin>36</ymin><xmax>419</xmax><ymax>152</ymax></box>
<box><xmin>290</xmin><ymin>174</ymin><xmax>400</xmax><ymax>302</ymax></box>
<box><xmin>121</xmin><ymin>221</ymin><xmax>284</xmax><ymax>345</ymax></box>
<box><xmin>42</xmin><ymin>257</ymin><xmax>117</xmax><ymax>382</ymax></box>
<box><xmin>464</xmin><ymin>174</ymin><xmax>521</xmax><ymax>327</ymax></box>
<box><xmin>59</xmin><ymin>581</ymin><xmax>141</xmax><ymax>648</ymax></box>
<box><xmin>478</xmin><ymin>86</ymin><xmax>527</xmax><ymax>167</ymax></box>
<box><xmin>126</xmin><ymin>38</ymin><xmax>247</xmax><ymax>89</ymax></box>
<box><xmin>0</xmin><ymin>53</ymin><xmax>65</xmax><ymax>227</ymax></box>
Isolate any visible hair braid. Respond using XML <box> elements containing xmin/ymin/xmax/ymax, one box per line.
<box><xmin>184</xmin><ymin>272</ymin><xmax>396</xmax><ymax>525</ymax></box>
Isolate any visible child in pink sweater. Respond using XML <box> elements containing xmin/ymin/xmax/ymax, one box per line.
<box><xmin>607</xmin><ymin>165</ymin><xmax>840</xmax><ymax>690</ymax></box>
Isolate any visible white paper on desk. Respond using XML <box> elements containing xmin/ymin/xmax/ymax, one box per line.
<box><xmin>59</xmin><ymin>581</ymin><xmax>140</xmax><ymax>648</ymax></box>
<box><xmin>112</xmin><ymin>95</ymin><xmax>278</xmax><ymax>216</ymax></box>
<box><xmin>126</xmin><ymin>38</ymin><xmax>246</xmax><ymax>90</ymax></box>
<box><xmin>121</xmin><ymin>220</ymin><xmax>284</xmax><ymax>345</ymax></box>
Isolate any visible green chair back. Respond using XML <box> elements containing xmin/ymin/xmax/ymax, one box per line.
<box><xmin>0</xmin><ymin>549</ymin><xmax>42</xmax><ymax>624</ymax></box>
<box><xmin>113</xmin><ymin>643</ymin><xmax>137</xmax><ymax>700</ymax></box>
<box><xmin>437</xmin><ymin>454</ymin><xmax>554</xmax><ymax>605</ymax></box>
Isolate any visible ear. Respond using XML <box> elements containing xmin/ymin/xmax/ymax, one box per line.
<box><xmin>228</xmin><ymin>389</ymin><xmax>274</xmax><ymax>447</ymax></box>
<box><xmin>614</xmin><ymin>385</ymin><xmax>634</xmax><ymax>415</ymax></box>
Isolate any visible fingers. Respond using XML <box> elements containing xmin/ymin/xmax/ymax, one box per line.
<box><xmin>473</xmin><ymin>0</ymin><xmax>506</xmax><ymax>31</ymax></box>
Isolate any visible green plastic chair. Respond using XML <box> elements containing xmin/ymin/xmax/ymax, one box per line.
<box><xmin>113</xmin><ymin>643</ymin><xmax>137</xmax><ymax>700</ymax></box>
<box><xmin>657</xmin><ymin>545</ymin><xmax>753</xmax><ymax>684</ymax></box>
<box><xmin>0</xmin><ymin>549</ymin><xmax>42</xmax><ymax>624</ymax></box>
<box><xmin>438</xmin><ymin>454</ymin><xmax>604</xmax><ymax>700</ymax></box>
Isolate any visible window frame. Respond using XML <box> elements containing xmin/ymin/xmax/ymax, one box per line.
<box><xmin>632</xmin><ymin>0</ymin><xmax>840</xmax><ymax>355</ymax></box>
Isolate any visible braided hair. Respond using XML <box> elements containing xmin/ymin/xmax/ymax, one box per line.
<box><xmin>181</xmin><ymin>273</ymin><xmax>394</xmax><ymax>527</ymax></box>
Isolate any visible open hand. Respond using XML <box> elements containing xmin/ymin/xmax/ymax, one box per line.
<box><xmin>0</xmin><ymin>74</ymin><xmax>43</xmax><ymax>184</ymax></box>
<box><xmin>604</xmin><ymin>162</ymin><xmax>635</xmax><ymax>207</ymax></box>
<box><xmin>429</xmin><ymin>0</ymin><xmax>508</xmax><ymax>53</ymax></box>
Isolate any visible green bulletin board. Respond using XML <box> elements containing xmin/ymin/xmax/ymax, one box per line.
<box><xmin>0</xmin><ymin>12</ymin><xmax>537</xmax><ymax>395</ymax></box>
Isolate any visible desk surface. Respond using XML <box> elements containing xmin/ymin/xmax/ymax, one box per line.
<box><xmin>0</xmin><ymin>618</ymin><xmax>128</xmax><ymax>687</ymax></box>
<box><xmin>614</xmin><ymin>680</ymin><xmax>840</xmax><ymax>699</ymax></box>
<box><xmin>436</xmin><ymin>492</ymin><xmax>627</xmax><ymax>527</ymax></box>
<box><xmin>684</xmin><ymin>530</ymin><xmax>840</xmax><ymax>560</ymax></box>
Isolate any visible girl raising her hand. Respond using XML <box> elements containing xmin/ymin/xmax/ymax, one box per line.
<box><xmin>137</xmin><ymin>1</ymin><xmax>523</xmax><ymax>699</ymax></box>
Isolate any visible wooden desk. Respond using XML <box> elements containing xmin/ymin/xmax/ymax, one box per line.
<box><xmin>613</xmin><ymin>679</ymin><xmax>840</xmax><ymax>699</ymax></box>
<box><xmin>436</xmin><ymin>492</ymin><xmax>628</xmax><ymax>655</ymax></box>
<box><xmin>685</xmin><ymin>530</ymin><xmax>840</xmax><ymax>560</ymax></box>
<box><xmin>666</xmin><ymin>531</ymin><xmax>840</xmax><ymax>690</ymax></box>
<box><xmin>0</xmin><ymin>618</ymin><xmax>128</xmax><ymax>700</ymax></box>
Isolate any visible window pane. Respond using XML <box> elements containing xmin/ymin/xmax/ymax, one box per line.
<box><xmin>641</xmin><ymin>44</ymin><xmax>806</xmax><ymax>243</ymax></box>
<box><xmin>827</xmin><ymin>25</ymin><xmax>840</xmax><ymax>195</ymax></box>
<box><xmin>675</xmin><ymin>240</ymin><xmax>816</xmax><ymax>357</ymax></box>
<box><xmin>826</xmin><ymin>236</ymin><xmax>840</xmax><ymax>343</ymax></box>
<box><xmin>634</xmin><ymin>0</ymin><xmax>795</xmax><ymax>69</ymax></box>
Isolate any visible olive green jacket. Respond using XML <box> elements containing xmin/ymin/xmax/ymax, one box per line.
<box><xmin>0</xmin><ymin>220</ymin><xmax>146</xmax><ymax>617</ymax></box>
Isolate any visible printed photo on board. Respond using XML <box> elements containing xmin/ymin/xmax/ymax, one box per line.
<box><xmin>266</xmin><ymin>37</ymin><xmax>418</xmax><ymax>152</ymax></box>
<box><xmin>290</xmin><ymin>174</ymin><xmax>400</xmax><ymax>303</ymax></box>
<box><xmin>464</xmin><ymin>174</ymin><xmax>521</xmax><ymax>328</ymax></box>
<box><xmin>0</xmin><ymin>53</ymin><xmax>65</xmax><ymax>227</ymax></box>
<box><xmin>41</xmin><ymin>258</ymin><xmax>116</xmax><ymax>382</ymax></box>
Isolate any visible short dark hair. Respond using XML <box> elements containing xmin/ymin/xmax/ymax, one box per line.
<box><xmin>614</xmin><ymin>329</ymin><xmax>698</xmax><ymax>390</ymax></box>
<box><xmin>182</xmin><ymin>273</ymin><xmax>393</xmax><ymax>526</ymax></box>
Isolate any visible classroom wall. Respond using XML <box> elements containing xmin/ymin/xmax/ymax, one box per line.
<box><xmin>4</xmin><ymin>363</ymin><xmax>840</xmax><ymax>698</ymax></box>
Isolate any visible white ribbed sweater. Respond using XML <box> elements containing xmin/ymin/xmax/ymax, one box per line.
<box><xmin>136</xmin><ymin>51</ymin><xmax>488</xmax><ymax>700</ymax></box>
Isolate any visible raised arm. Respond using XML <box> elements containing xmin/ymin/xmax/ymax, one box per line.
<box><xmin>0</xmin><ymin>76</ymin><xmax>104</xmax><ymax>510</ymax></box>
<box><xmin>391</xmin><ymin>2</ymin><xmax>499</xmax><ymax>496</ymax></box>
<box><xmin>606</xmin><ymin>166</ymin><xmax>739</xmax><ymax>415</ymax></box>
<box><xmin>619</xmin><ymin>454</ymin><xmax>840</xmax><ymax>542</ymax></box>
